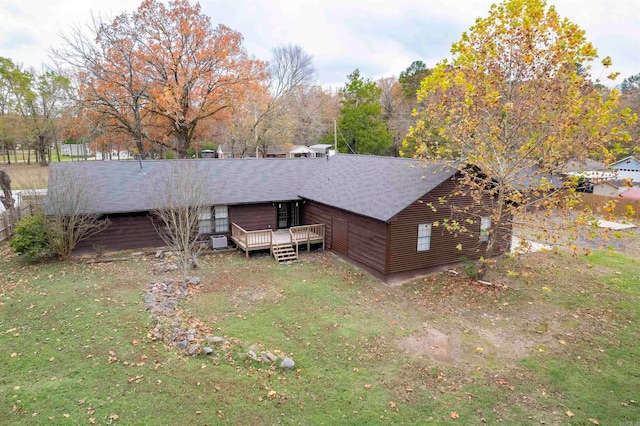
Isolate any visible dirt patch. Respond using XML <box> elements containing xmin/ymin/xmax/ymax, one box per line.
<box><xmin>398</xmin><ymin>326</ymin><xmax>460</xmax><ymax>363</ymax></box>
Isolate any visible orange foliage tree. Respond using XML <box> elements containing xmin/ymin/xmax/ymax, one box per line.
<box><xmin>55</xmin><ymin>0</ymin><xmax>265</xmax><ymax>158</ymax></box>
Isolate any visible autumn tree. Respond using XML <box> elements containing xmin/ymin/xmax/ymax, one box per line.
<box><xmin>405</xmin><ymin>0</ymin><xmax>635</xmax><ymax>260</ymax></box>
<box><xmin>54</xmin><ymin>13</ymin><xmax>153</xmax><ymax>158</ymax></box>
<box><xmin>56</xmin><ymin>0</ymin><xmax>265</xmax><ymax>159</ymax></box>
<box><xmin>326</xmin><ymin>69</ymin><xmax>392</xmax><ymax>155</ymax></box>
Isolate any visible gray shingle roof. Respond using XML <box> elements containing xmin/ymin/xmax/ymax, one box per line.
<box><xmin>298</xmin><ymin>155</ymin><xmax>457</xmax><ymax>221</ymax></box>
<box><xmin>47</xmin><ymin>155</ymin><xmax>456</xmax><ymax>222</ymax></box>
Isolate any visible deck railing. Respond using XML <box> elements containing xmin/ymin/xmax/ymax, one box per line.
<box><xmin>231</xmin><ymin>222</ymin><xmax>325</xmax><ymax>258</ymax></box>
<box><xmin>290</xmin><ymin>224</ymin><xmax>325</xmax><ymax>251</ymax></box>
<box><xmin>231</xmin><ymin>223</ymin><xmax>273</xmax><ymax>258</ymax></box>
<box><xmin>288</xmin><ymin>228</ymin><xmax>299</xmax><ymax>258</ymax></box>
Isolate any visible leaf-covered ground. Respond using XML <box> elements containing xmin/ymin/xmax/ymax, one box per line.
<box><xmin>1</xmin><ymin>239</ymin><xmax>639</xmax><ymax>424</ymax></box>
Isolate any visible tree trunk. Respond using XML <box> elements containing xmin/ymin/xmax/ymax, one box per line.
<box><xmin>0</xmin><ymin>170</ymin><xmax>16</xmax><ymax>237</ymax></box>
<box><xmin>38</xmin><ymin>135</ymin><xmax>48</xmax><ymax>166</ymax></box>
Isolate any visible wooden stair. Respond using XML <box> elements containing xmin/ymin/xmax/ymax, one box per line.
<box><xmin>272</xmin><ymin>244</ymin><xmax>298</xmax><ymax>263</ymax></box>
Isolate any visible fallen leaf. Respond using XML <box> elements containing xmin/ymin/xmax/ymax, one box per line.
<box><xmin>588</xmin><ymin>419</ymin><xmax>599</xmax><ymax>425</ymax></box>
<box><xmin>109</xmin><ymin>414</ymin><xmax>119</xmax><ymax>421</ymax></box>
<box><xmin>450</xmin><ymin>412</ymin><xmax>459</xmax><ymax>419</ymax></box>
<box><xmin>364</xmin><ymin>384</ymin><xmax>372</xmax><ymax>389</ymax></box>
<box><xmin>89</xmin><ymin>418</ymin><xmax>96</xmax><ymax>424</ymax></box>
<box><xmin>559</xmin><ymin>340</ymin><xmax>566</xmax><ymax>345</ymax></box>
<box><xmin>566</xmin><ymin>410</ymin><xmax>574</xmax><ymax>417</ymax></box>
<box><xmin>388</xmin><ymin>401</ymin><xmax>397</xmax><ymax>408</ymax></box>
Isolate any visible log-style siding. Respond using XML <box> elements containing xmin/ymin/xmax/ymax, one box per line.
<box><xmin>388</xmin><ymin>177</ymin><xmax>511</xmax><ymax>274</ymax></box>
<box><xmin>74</xmin><ymin>212</ymin><xmax>164</xmax><ymax>254</ymax></box>
<box><xmin>229</xmin><ymin>203</ymin><xmax>277</xmax><ymax>231</ymax></box>
<box><xmin>303</xmin><ymin>201</ymin><xmax>388</xmax><ymax>273</ymax></box>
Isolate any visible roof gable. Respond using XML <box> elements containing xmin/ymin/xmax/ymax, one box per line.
<box><xmin>611</xmin><ymin>156</ymin><xmax>640</xmax><ymax>169</ymax></box>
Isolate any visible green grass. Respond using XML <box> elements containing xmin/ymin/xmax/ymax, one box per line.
<box><xmin>1</xmin><ymin>244</ymin><xmax>639</xmax><ymax>424</ymax></box>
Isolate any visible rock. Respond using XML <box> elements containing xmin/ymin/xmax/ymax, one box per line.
<box><xmin>155</xmin><ymin>250</ymin><xmax>164</xmax><ymax>259</ymax></box>
<box><xmin>131</xmin><ymin>252</ymin><xmax>144</xmax><ymax>256</ymax></box>
<box><xmin>262</xmin><ymin>352</ymin><xmax>278</xmax><ymax>362</ymax></box>
<box><xmin>205</xmin><ymin>336</ymin><xmax>224</xmax><ymax>344</ymax></box>
<box><xmin>247</xmin><ymin>350</ymin><xmax>258</xmax><ymax>361</ymax></box>
<box><xmin>176</xmin><ymin>339</ymin><xmax>188</xmax><ymax>350</ymax></box>
<box><xmin>144</xmin><ymin>293</ymin><xmax>156</xmax><ymax>304</ymax></box>
<box><xmin>187</xmin><ymin>344</ymin><xmax>199</xmax><ymax>356</ymax></box>
<box><xmin>280</xmin><ymin>357</ymin><xmax>295</xmax><ymax>369</ymax></box>
<box><xmin>202</xmin><ymin>346</ymin><xmax>214</xmax><ymax>355</ymax></box>
<box><xmin>187</xmin><ymin>276</ymin><xmax>201</xmax><ymax>286</ymax></box>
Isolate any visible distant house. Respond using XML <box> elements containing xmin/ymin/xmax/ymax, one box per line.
<box><xmin>61</xmin><ymin>143</ymin><xmax>91</xmax><ymax>157</ymax></box>
<box><xmin>593</xmin><ymin>180</ymin><xmax>631</xmax><ymax>197</ymax></box>
<box><xmin>46</xmin><ymin>155</ymin><xmax>512</xmax><ymax>281</ymax></box>
<box><xmin>619</xmin><ymin>187</ymin><xmax>640</xmax><ymax>201</ymax></box>
<box><xmin>611</xmin><ymin>156</ymin><xmax>640</xmax><ymax>184</ymax></box>
<box><xmin>95</xmin><ymin>150</ymin><xmax>133</xmax><ymax>160</ymax></box>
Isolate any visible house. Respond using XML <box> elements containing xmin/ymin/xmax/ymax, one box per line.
<box><xmin>46</xmin><ymin>155</ymin><xmax>512</xmax><ymax>281</ymax></box>
<box><xmin>61</xmin><ymin>143</ymin><xmax>91</xmax><ymax>157</ymax></box>
<box><xmin>611</xmin><ymin>156</ymin><xmax>640</xmax><ymax>184</ymax></box>
<box><xmin>593</xmin><ymin>179</ymin><xmax>631</xmax><ymax>197</ymax></box>
<box><xmin>619</xmin><ymin>187</ymin><xmax>640</xmax><ymax>201</ymax></box>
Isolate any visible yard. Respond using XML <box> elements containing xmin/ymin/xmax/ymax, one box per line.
<box><xmin>1</xmin><ymin>163</ymin><xmax>50</xmax><ymax>190</ymax></box>
<box><xmin>1</xmin><ymin>238</ymin><xmax>639</xmax><ymax>424</ymax></box>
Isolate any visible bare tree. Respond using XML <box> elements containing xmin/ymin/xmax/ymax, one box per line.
<box><xmin>150</xmin><ymin>162</ymin><xmax>209</xmax><ymax>281</ymax></box>
<box><xmin>45</xmin><ymin>166</ymin><xmax>109</xmax><ymax>260</ymax></box>
<box><xmin>253</xmin><ymin>44</ymin><xmax>316</xmax><ymax>155</ymax></box>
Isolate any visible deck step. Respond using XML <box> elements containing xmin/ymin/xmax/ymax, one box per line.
<box><xmin>272</xmin><ymin>244</ymin><xmax>298</xmax><ymax>263</ymax></box>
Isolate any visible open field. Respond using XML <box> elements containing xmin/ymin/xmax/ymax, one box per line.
<box><xmin>1</xmin><ymin>239</ymin><xmax>639</xmax><ymax>424</ymax></box>
<box><xmin>0</xmin><ymin>163</ymin><xmax>49</xmax><ymax>190</ymax></box>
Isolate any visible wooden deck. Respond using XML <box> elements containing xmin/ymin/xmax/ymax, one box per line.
<box><xmin>230</xmin><ymin>223</ymin><xmax>325</xmax><ymax>261</ymax></box>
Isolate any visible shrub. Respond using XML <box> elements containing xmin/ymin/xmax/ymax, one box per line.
<box><xmin>9</xmin><ymin>215</ymin><xmax>54</xmax><ymax>262</ymax></box>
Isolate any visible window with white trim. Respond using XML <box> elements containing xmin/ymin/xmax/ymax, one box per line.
<box><xmin>417</xmin><ymin>223</ymin><xmax>432</xmax><ymax>252</ymax></box>
<box><xmin>198</xmin><ymin>208</ymin><xmax>212</xmax><ymax>234</ymax></box>
<box><xmin>214</xmin><ymin>205</ymin><xmax>229</xmax><ymax>233</ymax></box>
<box><xmin>480</xmin><ymin>216</ymin><xmax>491</xmax><ymax>242</ymax></box>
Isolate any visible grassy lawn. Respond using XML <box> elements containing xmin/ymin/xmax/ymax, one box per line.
<box><xmin>1</xmin><ymin>164</ymin><xmax>49</xmax><ymax>190</ymax></box>
<box><xmin>1</xmin><ymin>242</ymin><xmax>639</xmax><ymax>424</ymax></box>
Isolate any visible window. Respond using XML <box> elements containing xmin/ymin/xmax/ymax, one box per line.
<box><xmin>214</xmin><ymin>205</ymin><xmax>229</xmax><ymax>233</ymax></box>
<box><xmin>417</xmin><ymin>223</ymin><xmax>432</xmax><ymax>251</ymax></box>
<box><xmin>198</xmin><ymin>208</ymin><xmax>212</xmax><ymax>234</ymax></box>
<box><xmin>480</xmin><ymin>216</ymin><xmax>491</xmax><ymax>242</ymax></box>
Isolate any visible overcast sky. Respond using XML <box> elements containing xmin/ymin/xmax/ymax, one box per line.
<box><xmin>1</xmin><ymin>0</ymin><xmax>639</xmax><ymax>89</ymax></box>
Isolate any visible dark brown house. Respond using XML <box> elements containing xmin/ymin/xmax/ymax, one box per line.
<box><xmin>46</xmin><ymin>155</ymin><xmax>511</xmax><ymax>281</ymax></box>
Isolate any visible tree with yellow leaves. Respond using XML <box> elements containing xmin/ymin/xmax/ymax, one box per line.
<box><xmin>405</xmin><ymin>0</ymin><xmax>636</xmax><ymax>260</ymax></box>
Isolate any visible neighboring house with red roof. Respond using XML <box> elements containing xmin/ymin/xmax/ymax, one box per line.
<box><xmin>46</xmin><ymin>155</ymin><xmax>512</xmax><ymax>281</ymax></box>
<box><xmin>619</xmin><ymin>187</ymin><xmax>640</xmax><ymax>201</ymax></box>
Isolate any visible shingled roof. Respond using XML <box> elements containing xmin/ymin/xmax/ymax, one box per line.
<box><xmin>47</xmin><ymin>155</ymin><xmax>457</xmax><ymax>222</ymax></box>
<box><xmin>298</xmin><ymin>155</ymin><xmax>457</xmax><ymax>221</ymax></box>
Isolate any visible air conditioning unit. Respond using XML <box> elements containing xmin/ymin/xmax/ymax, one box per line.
<box><xmin>211</xmin><ymin>235</ymin><xmax>227</xmax><ymax>249</ymax></box>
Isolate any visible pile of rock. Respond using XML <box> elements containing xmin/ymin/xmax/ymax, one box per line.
<box><xmin>144</xmin><ymin>277</ymin><xmax>295</xmax><ymax>369</ymax></box>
